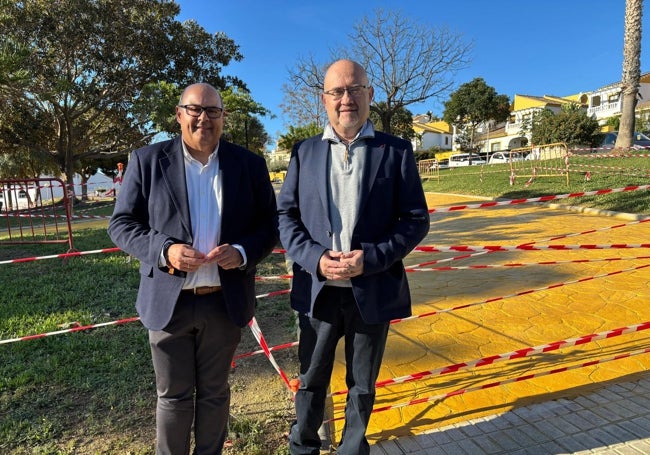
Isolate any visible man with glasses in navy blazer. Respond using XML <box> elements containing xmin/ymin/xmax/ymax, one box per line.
<box><xmin>278</xmin><ymin>60</ymin><xmax>429</xmax><ymax>455</ymax></box>
<box><xmin>109</xmin><ymin>83</ymin><xmax>278</xmax><ymax>454</ymax></box>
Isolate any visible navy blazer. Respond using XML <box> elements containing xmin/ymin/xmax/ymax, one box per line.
<box><xmin>108</xmin><ymin>137</ymin><xmax>278</xmax><ymax>330</ymax></box>
<box><xmin>277</xmin><ymin>131</ymin><xmax>430</xmax><ymax>324</ymax></box>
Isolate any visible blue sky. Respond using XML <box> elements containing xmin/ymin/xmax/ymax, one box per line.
<box><xmin>175</xmin><ymin>0</ymin><xmax>648</xmax><ymax>147</ymax></box>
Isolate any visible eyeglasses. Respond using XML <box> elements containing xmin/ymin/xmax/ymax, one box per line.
<box><xmin>178</xmin><ymin>104</ymin><xmax>224</xmax><ymax>119</ymax></box>
<box><xmin>322</xmin><ymin>85</ymin><xmax>368</xmax><ymax>100</ymax></box>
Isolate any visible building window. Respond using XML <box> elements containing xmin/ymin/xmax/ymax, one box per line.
<box><xmin>608</xmin><ymin>93</ymin><xmax>620</xmax><ymax>103</ymax></box>
<box><xmin>592</xmin><ymin>95</ymin><xmax>601</xmax><ymax>107</ymax></box>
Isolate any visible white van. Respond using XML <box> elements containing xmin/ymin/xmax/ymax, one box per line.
<box><xmin>448</xmin><ymin>153</ymin><xmax>486</xmax><ymax>167</ymax></box>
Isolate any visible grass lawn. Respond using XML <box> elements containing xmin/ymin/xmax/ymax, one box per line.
<box><xmin>0</xmin><ymin>154</ymin><xmax>647</xmax><ymax>454</ymax></box>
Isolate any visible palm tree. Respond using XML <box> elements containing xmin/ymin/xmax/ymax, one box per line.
<box><xmin>616</xmin><ymin>0</ymin><xmax>643</xmax><ymax>149</ymax></box>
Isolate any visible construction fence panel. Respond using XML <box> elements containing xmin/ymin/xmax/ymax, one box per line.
<box><xmin>510</xmin><ymin>142</ymin><xmax>570</xmax><ymax>185</ymax></box>
<box><xmin>0</xmin><ymin>178</ymin><xmax>75</xmax><ymax>252</ymax></box>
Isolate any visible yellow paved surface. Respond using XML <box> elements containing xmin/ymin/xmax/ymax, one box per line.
<box><xmin>325</xmin><ymin>193</ymin><xmax>650</xmax><ymax>446</ymax></box>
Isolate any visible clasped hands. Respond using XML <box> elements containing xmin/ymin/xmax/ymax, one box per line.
<box><xmin>167</xmin><ymin>243</ymin><xmax>243</xmax><ymax>273</ymax></box>
<box><xmin>319</xmin><ymin>250</ymin><xmax>363</xmax><ymax>281</ymax></box>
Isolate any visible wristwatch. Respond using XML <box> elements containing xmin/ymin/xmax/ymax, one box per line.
<box><xmin>162</xmin><ymin>240</ymin><xmax>175</xmax><ymax>263</ymax></box>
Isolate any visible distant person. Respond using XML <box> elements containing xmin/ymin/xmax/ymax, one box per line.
<box><xmin>277</xmin><ymin>59</ymin><xmax>430</xmax><ymax>455</ymax></box>
<box><xmin>108</xmin><ymin>82</ymin><xmax>278</xmax><ymax>454</ymax></box>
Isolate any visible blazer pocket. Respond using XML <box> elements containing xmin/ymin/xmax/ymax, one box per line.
<box><xmin>140</xmin><ymin>263</ymin><xmax>154</xmax><ymax>278</ymax></box>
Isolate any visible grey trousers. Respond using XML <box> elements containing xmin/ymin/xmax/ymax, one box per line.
<box><xmin>149</xmin><ymin>291</ymin><xmax>241</xmax><ymax>455</ymax></box>
<box><xmin>289</xmin><ymin>286</ymin><xmax>390</xmax><ymax>455</ymax></box>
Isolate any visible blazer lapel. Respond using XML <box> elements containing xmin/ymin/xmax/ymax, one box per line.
<box><xmin>358</xmin><ymin>137</ymin><xmax>386</xmax><ymax>217</ymax></box>
<box><xmin>160</xmin><ymin>138</ymin><xmax>192</xmax><ymax>239</ymax></box>
<box><xmin>216</xmin><ymin>142</ymin><xmax>242</xmax><ymax>241</ymax></box>
<box><xmin>313</xmin><ymin>139</ymin><xmax>331</xmax><ymax>216</ymax></box>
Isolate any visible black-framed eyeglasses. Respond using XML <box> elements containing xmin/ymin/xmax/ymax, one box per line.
<box><xmin>178</xmin><ymin>104</ymin><xmax>224</xmax><ymax>119</ymax></box>
<box><xmin>323</xmin><ymin>85</ymin><xmax>368</xmax><ymax>100</ymax></box>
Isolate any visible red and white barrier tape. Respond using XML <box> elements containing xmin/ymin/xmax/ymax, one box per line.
<box><xmin>247</xmin><ymin>316</ymin><xmax>292</xmax><ymax>391</ymax></box>
<box><xmin>410</xmin><ymin>218</ymin><xmax>649</xmax><ymax>269</ymax></box>
<box><xmin>5</xmin><ymin>259</ymin><xmax>648</xmax><ymax>348</ymax></box>
<box><xmin>233</xmin><ymin>341</ymin><xmax>299</xmax><ymax>361</ymax></box>
<box><xmin>392</xmin><ymin>262</ymin><xmax>650</xmax><ymax>325</ymax></box>
<box><xmin>428</xmin><ymin>184</ymin><xmax>650</xmax><ymax>213</ymax></box>
<box><xmin>329</xmin><ymin>320</ymin><xmax>650</xmax><ymax>396</ymax></box>
<box><xmin>524</xmin><ymin>166</ymin><xmax>537</xmax><ymax>187</ymax></box>
<box><xmin>569</xmin><ymin>145</ymin><xmax>650</xmax><ymax>152</ymax></box>
<box><xmin>539</xmin><ymin>218</ymin><xmax>650</xmax><ymax>242</ymax></box>
<box><xmin>568</xmin><ymin>163</ymin><xmax>649</xmax><ymax>174</ymax></box>
<box><xmin>327</xmin><ymin>346</ymin><xmax>650</xmax><ymax>421</ymax></box>
<box><xmin>406</xmin><ymin>255</ymin><xmax>650</xmax><ymax>272</ymax></box>
<box><xmin>414</xmin><ymin>243</ymin><xmax>650</xmax><ymax>254</ymax></box>
<box><xmin>3</xmin><ymin>212</ymin><xmax>111</xmax><ymax>220</ymax></box>
<box><xmin>0</xmin><ymin>305</ymin><xmax>296</xmax><ymax>394</ymax></box>
<box><xmin>255</xmin><ymin>274</ymin><xmax>292</xmax><ymax>281</ymax></box>
<box><xmin>0</xmin><ymin>247</ymin><xmax>121</xmax><ymax>265</ymax></box>
<box><xmin>254</xmin><ymin>289</ymin><xmax>290</xmax><ymax>299</ymax></box>
<box><xmin>0</xmin><ymin>317</ymin><xmax>141</xmax><ymax>345</ymax></box>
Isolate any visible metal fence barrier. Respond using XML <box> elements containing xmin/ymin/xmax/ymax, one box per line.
<box><xmin>0</xmin><ymin>178</ymin><xmax>75</xmax><ymax>252</ymax></box>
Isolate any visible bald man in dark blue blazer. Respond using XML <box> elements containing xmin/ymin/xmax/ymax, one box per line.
<box><xmin>278</xmin><ymin>60</ymin><xmax>429</xmax><ymax>455</ymax></box>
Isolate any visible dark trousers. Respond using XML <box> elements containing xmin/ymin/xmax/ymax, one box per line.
<box><xmin>149</xmin><ymin>291</ymin><xmax>241</xmax><ymax>455</ymax></box>
<box><xmin>289</xmin><ymin>286</ymin><xmax>390</xmax><ymax>455</ymax></box>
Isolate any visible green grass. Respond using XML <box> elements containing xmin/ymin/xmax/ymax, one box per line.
<box><xmin>0</xmin><ymin>202</ymin><xmax>292</xmax><ymax>455</ymax></box>
<box><xmin>0</xmin><ymin>157</ymin><xmax>648</xmax><ymax>454</ymax></box>
<box><xmin>421</xmin><ymin>157</ymin><xmax>650</xmax><ymax>213</ymax></box>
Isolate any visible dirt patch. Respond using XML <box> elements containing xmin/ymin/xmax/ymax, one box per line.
<box><xmin>223</xmin><ymin>287</ymin><xmax>301</xmax><ymax>454</ymax></box>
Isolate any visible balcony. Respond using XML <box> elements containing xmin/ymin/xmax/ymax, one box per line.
<box><xmin>588</xmin><ymin>100</ymin><xmax>621</xmax><ymax>117</ymax></box>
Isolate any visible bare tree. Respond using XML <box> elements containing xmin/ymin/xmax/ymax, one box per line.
<box><xmin>352</xmin><ymin>10</ymin><xmax>472</xmax><ymax>135</ymax></box>
<box><xmin>281</xmin><ymin>55</ymin><xmax>328</xmax><ymax>129</ymax></box>
<box><xmin>616</xmin><ymin>0</ymin><xmax>643</xmax><ymax>149</ymax></box>
<box><xmin>283</xmin><ymin>9</ymin><xmax>472</xmax><ymax>136</ymax></box>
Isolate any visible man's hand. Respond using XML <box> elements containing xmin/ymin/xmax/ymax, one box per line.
<box><xmin>166</xmin><ymin>243</ymin><xmax>206</xmax><ymax>272</ymax></box>
<box><xmin>319</xmin><ymin>250</ymin><xmax>364</xmax><ymax>280</ymax></box>
<box><xmin>206</xmin><ymin>244</ymin><xmax>244</xmax><ymax>270</ymax></box>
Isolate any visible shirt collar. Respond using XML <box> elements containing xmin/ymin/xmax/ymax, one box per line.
<box><xmin>322</xmin><ymin>120</ymin><xmax>375</xmax><ymax>144</ymax></box>
<box><xmin>180</xmin><ymin>140</ymin><xmax>220</xmax><ymax>166</ymax></box>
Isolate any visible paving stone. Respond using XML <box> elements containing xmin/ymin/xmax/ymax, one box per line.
<box><xmin>565</xmin><ymin>410</ymin><xmax>599</xmax><ymax>431</ymax></box>
<box><xmin>422</xmin><ymin>430</ymin><xmax>454</xmax><ymax>446</ymax></box>
<box><xmin>547</xmin><ymin>415</ymin><xmax>582</xmax><ymax>436</ymax></box>
<box><xmin>555</xmin><ymin>433</ymin><xmax>602</xmax><ymax>453</ymax></box>
<box><xmin>469</xmin><ymin>434</ymin><xmax>509</xmax><ymax>454</ymax></box>
<box><xmin>599</xmin><ymin>423</ymin><xmax>639</xmax><ymax>443</ymax></box>
<box><xmin>487</xmin><ymin>431</ymin><xmax>521</xmax><ymax>451</ymax></box>
<box><xmin>500</xmin><ymin>427</ymin><xmax>536</xmax><ymax>447</ymax></box>
<box><xmin>374</xmin><ymin>440</ymin><xmax>405</xmax><ymax>455</ymax></box>
<box><xmin>532</xmin><ymin>419</ymin><xmax>569</xmax><ymax>440</ymax></box>
<box><xmin>437</xmin><ymin>441</ymin><xmax>471</xmax><ymax>455</ymax></box>
<box><xmin>588</xmin><ymin>427</ymin><xmax>624</xmax><ymax>447</ymax></box>
<box><xmin>363</xmin><ymin>195</ymin><xmax>650</xmax><ymax>455</ymax></box>
<box><xmin>458</xmin><ymin>421</ymin><xmax>486</xmax><ymax>438</ymax></box>
<box><xmin>395</xmin><ymin>437</ymin><xmax>423</xmax><ymax>453</ymax></box>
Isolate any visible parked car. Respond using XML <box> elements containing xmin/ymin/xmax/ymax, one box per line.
<box><xmin>428</xmin><ymin>159</ymin><xmax>450</xmax><ymax>170</ymax></box>
<box><xmin>600</xmin><ymin>131</ymin><xmax>650</xmax><ymax>150</ymax></box>
<box><xmin>488</xmin><ymin>151</ymin><xmax>525</xmax><ymax>164</ymax></box>
<box><xmin>448</xmin><ymin>153</ymin><xmax>486</xmax><ymax>167</ymax></box>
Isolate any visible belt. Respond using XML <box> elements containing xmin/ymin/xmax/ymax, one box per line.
<box><xmin>182</xmin><ymin>286</ymin><xmax>222</xmax><ymax>296</ymax></box>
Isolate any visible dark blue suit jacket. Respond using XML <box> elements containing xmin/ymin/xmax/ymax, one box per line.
<box><xmin>277</xmin><ymin>131</ymin><xmax>429</xmax><ymax>324</ymax></box>
<box><xmin>108</xmin><ymin>137</ymin><xmax>278</xmax><ymax>330</ymax></box>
